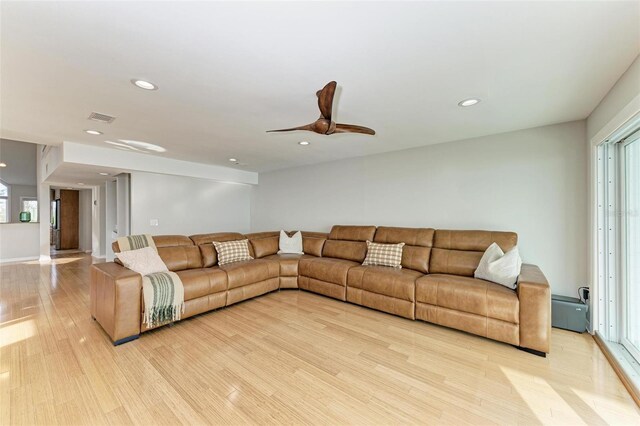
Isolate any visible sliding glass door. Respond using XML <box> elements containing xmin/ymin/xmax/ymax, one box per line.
<box><xmin>622</xmin><ymin>131</ymin><xmax>640</xmax><ymax>361</ymax></box>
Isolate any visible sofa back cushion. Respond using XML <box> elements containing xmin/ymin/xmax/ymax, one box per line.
<box><xmin>246</xmin><ymin>231</ymin><xmax>280</xmax><ymax>258</ymax></box>
<box><xmin>190</xmin><ymin>232</ymin><xmax>246</xmax><ymax>267</ymax></box>
<box><xmin>322</xmin><ymin>225</ymin><xmax>376</xmax><ymax>263</ymax></box>
<box><xmin>301</xmin><ymin>231</ymin><xmax>327</xmax><ymax>257</ymax></box>
<box><xmin>373</xmin><ymin>226</ymin><xmax>434</xmax><ymax>273</ymax></box>
<box><xmin>113</xmin><ymin>235</ymin><xmax>202</xmax><ymax>272</ymax></box>
<box><xmin>430</xmin><ymin>230</ymin><xmax>518</xmax><ymax>277</ymax></box>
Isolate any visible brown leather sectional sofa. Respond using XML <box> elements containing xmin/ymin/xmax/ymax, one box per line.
<box><xmin>90</xmin><ymin>225</ymin><xmax>551</xmax><ymax>356</ymax></box>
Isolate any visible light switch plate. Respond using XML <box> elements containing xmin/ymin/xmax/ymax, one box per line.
<box><xmin>150</xmin><ymin>219</ymin><xmax>159</xmax><ymax>226</ymax></box>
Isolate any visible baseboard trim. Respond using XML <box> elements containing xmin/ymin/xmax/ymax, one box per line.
<box><xmin>0</xmin><ymin>256</ymin><xmax>39</xmax><ymax>264</ymax></box>
<box><xmin>594</xmin><ymin>332</ymin><xmax>640</xmax><ymax>407</ymax></box>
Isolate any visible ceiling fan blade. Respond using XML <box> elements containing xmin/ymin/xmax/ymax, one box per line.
<box><xmin>317</xmin><ymin>81</ymin><xmax>337</xmax><ymax>120</ymax></box>
<box><xmin>266</xmin><ymin>123</ymin><xmax>316</xmax><ymax>133</ymax></box>
<box><xmin>333</xmin><ymin>123</ymin><xmax>376</xmax><ymax>135</ymax></box>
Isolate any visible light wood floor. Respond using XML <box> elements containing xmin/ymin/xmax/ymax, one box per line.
<box><xmin>1</xmin><ymin>254</ymin><xmax>639</xmax><ymax>425</ymax></box>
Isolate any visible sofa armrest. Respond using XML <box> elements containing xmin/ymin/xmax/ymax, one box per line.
<box><xmin>90</xmin><ymin>262</ymin><xmax>142</xmax><ymax>344</ymax></box>
<box><xmin>517</xmin><ymin>264</ymin><xmax>551</xmax><ymax>354</ymax></box>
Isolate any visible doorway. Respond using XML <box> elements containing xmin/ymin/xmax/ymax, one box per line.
<box><xmin>50</xmin><ymin>187</ymin><xmax>92</xmax><ymax>255</ymax></box>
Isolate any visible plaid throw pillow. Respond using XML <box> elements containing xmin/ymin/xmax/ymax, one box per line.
<box><xmin>362</xmin><ymin>241</ymin><xmax>405</xmax><ymax>268</ymax></box>
<box><xmin>212</xmin><ymin>239</ymin><xmax>253</xmax><ymax>265</ymax></box>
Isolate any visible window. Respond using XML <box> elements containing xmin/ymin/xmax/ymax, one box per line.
<box><xmin>0</xmin><ymin>181</ymin><xmax>8</xmax><ymax>223</ymax></box>
<box><xmin>596</xmin><ymin>126</ymin><xmax>640</xmax><ymax>365</ymax></box>
<box><xmin>622</xmin><ymin>130</ymin><xmax>640</xmax><ymax>360</ymax></box>
<box><xmin>20</xmin><ymin>197</ymin><xmax>38</xmax><ymax>222</ymax></box>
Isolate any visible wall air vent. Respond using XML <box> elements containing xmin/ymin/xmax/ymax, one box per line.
<box><xmin>88</xmin><ymin>112</ymin><xmax>116</xmax><ymax>123</ymax></box>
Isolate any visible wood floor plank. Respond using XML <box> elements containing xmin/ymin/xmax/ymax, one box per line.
<box><xmin>1</xmin><ymin>253</ymin><xmax>639</xmax><ymax>425</ymax></box>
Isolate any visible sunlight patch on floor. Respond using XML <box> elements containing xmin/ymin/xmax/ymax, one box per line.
<box><xmin>0</xmin><ymin>318</ymin><xmax>36</xmax><ymax>348</ymax></box>
<box><xmin>24</xmin><ymin>257</ymin><xmax>83</xmax><ymax>265</ymax></box>
<box><xmin>500</xmin><ymin>365</ymin><xmax>585</xmax><ymax>424</ymax></box>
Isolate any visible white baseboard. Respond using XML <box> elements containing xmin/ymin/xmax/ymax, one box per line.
<box><xmin>0</xmin><ymin>256</ymin><xmax>39</xmax><ymax>264</ymax></box>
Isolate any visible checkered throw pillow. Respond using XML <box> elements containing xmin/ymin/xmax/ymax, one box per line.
<box><xmin>362</xmin><ymin>240</ymin><xmax>405</xmax><ymax>268</ymax></box>
<box><xmin>212</xmin><ymin>239</ymin><xmax>254</xmax><ymax>265</ymax></box>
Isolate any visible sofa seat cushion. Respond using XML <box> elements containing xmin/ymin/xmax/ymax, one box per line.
<box><xmin>299</xmin><ymin>257</ymin><xmax>359</xmax><ymax>286</ymax></box>
<box><xmin>348</xmin><ymin>266</ymin><xmax>422</xmax><ymax>301</ymax></box>
<box><xmin>263</xmin><ymin>253</ymin><xmax>315</xmax><ymax>277</ymax></box>
<box><xmin>415</xmin><ymin>274</ymin><xmax>519</xmax><ymax>324</ymax></box>
<box><xmin>219</xmin><ymin>259</ymin><xmax>279</xmax><ymax>290</ymax></box>
<box><xmin>175</xmin><ymin>268</ymin><xmax>227</xmax><ymax>301</ymax></box>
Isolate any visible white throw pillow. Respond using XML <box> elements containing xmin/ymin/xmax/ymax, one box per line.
<box><xmin>278</xmin><ymin>230</ymin><xmax>304</xmax><ymax>254</ymax></box>
<box><xmin>474</xmin><ymin>242</ymin><xmax>522</xmax><ymax>289</ymax></box>
<box><xmin>116</xmin><ymin>246</ymin><xmax>169</xmax><ymax>276</ymax></box>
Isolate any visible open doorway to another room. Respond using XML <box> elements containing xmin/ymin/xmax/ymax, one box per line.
<box><xmin>50</xmin><ymin>187</ymin><xmax>93</xmax><ymax>256</ymax></box>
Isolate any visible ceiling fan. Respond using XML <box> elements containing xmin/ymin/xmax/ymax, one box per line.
<box><xmin>267</xmin><ymin>81</ymin><xmax>376</xmax><ymax>136</ymax></box>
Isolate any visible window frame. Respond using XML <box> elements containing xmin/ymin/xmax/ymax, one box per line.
<box><xmin>20</xmin><ymin>196</ymin><xmax>38</xmax><ymax>223</ymax></box>
<box><xmin>0</xmin><ymin>179</ymin><xmax>9</xmax><ymax>223</ymax></box>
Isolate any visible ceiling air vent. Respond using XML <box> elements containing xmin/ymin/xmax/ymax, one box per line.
<box><xmin>88</xmin><ymin>112</ymin><xmax>116</xmax><ymax>123</ymax></box>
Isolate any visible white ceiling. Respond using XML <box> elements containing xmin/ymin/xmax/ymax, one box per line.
<box><xmin>1</xmin><ymin>1</ymin><xmax>639</xmax><ymax>173</ymax></box>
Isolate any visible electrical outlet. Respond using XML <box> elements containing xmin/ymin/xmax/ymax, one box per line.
<box><xmin>150</xmin><ymin>219</ymin><xmax>159</xmax><ymax>226</ymax></box>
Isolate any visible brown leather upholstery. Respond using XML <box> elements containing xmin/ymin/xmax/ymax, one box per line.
<box><xmin>430</xmin><ymin>230</ymin><xmax>518</xmax><ymax>276</ymax></box>
<box><xmin>299</xmin><ymin>257</ymin><xmax>359</xmax><ymax>300</ymax></box>
<box><xmin>416</xmin><ymin>303</ymin><xmax>520</xmax><ymax>346</ymax></box>
<box><xmin>328</xmin><ymin>225</ymin><xmax>376</xmax><ymax>241</ymax></box>
<box><xmin>347</xmin><ymin>266</ymin><xmax>422</xmax><ymax>319</ymax></box>
<box><xmin>176</xmin><ymin>268</ymin><xmax>227</xmax><ymax>301</ymax></box>
<box><xmin>322</xmin><ymin>225</ymin><xmax>376</xmax><ymax>262</ymax></box>
<box><xmin>90</xmin><ymin>263</ymin><xmax>142</xmax><ymax>343</ymax></box>
<box><xmin>249</xmin><ymin>235</ymin><xmax>280</xmax><ymax>258</ymax></box>
<box><xmin>157</xmin><ymin>245</ymin><xmax>203</xmax><ymax>272</ymax></box>
<box><xmin>373</xmin><ymin>226</ymin><xmax>434</xmax><ymax>273</ymax></box>
<box><xmin>322</xmin><ymin>240</ymin><xmax>368</xmax><ymax>263</ymax></box>
<box><xmin>517</xmin><ymin>264</ymin><xmax>551</xmax><ymax>353</ymax></box>
<box><xmin>264</xmin><ymin>253</ymin><xmax>313</xmax><ymax>276</ymax></box>
<box><xmin>92</xmin><ymin>227</ymin><xmax>551</xmax><ymax>355</ymax></box>
<box><xmin>301</xmin><ymin>231</ymin><xmax>327</xmax><ymax>257</ymax></box>
<box><xmin>219</xmin><ymin>259</ymin><xmax>279</xmax><ymax>290</ymax></box>
<box><xmin>190</xmin><ymin>232</ymin><xmax>245</xmax><ymax>267</ymax></box>
<box><xmin>416</xmin><ymin>274</ymin><xmax>519</xmax><ymax>324</ymax></box>
<box><xmin>141</xmin><ymin>292</ymin><xmax>227</xmax><ymax>332</ymax></box>
<box><xmin>112</xmin><ymin>235</ymin><xmax>202</xmax><ymax>272</ymax></box>
<box><xmin>415</xmin><ymin>274</ymin><xmax>520</xmax><ymax>346</ymax></box>
<box><xmin>227</xmin><ymin>278</ymin><xmax>279</xmax><ymax>306</ymax></box>
<box><xmin>348</xmin><ymin>266</ymin><xmax>421</xmax><ymax>302</ymax></box>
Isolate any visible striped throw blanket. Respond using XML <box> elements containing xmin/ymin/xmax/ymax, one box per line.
<box><xmin>116</xmin><ymin>234</ymin><xmax>184</xmax><ymax>328</ymax></box>
<box><xmin>142</xmin><ymin>271</ymin><xmax>185</xmax><ymax>328</ymax></box>
<box><xmin>117</xmin><ymin>234</ymin><xmax>157</xmax><ymax>252</ymax></box>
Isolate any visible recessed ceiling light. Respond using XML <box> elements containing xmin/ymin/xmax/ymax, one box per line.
<box><xmin>118</xmin><ymin>139</ymin><xmax>166</xmax><ymax>152</ymax></box>
<box><xmin>85</xmin><ymin>129</ymin><xmax>102</xmax><ymax>135</ymax></box>
<box><xmin>98</xmin><ymin>172</ymin><xmax>109</xmax><ymax>176</ymax></box>
<box><xmin>131</xmin><ymin>79</ymin><xmax>158</xmax><ymax>90</ymax></box>
<box><xmin>458</xmin><ymin>98</ymin><xmax>480</xmax><ymax>107</ymax></box>
<box><xmin>298</xmin><ymin>141</ymin><xmax>310</xmax><ymax>146</ymax></box>
<box><xmin>77</xmin><ymin>182</ymin><xmax>85</xmax><ymax>186</ymax></box>
<box><xmin>229</xmin><ymin>158</ymin><xmax>238</xmax><ymax>162</ymax></box>
<box><xmin>0</xmin><ymin>162</ymin><xmax>6</xmax><ymax>167</ymax></box>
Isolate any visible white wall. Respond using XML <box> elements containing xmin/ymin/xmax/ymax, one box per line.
<box><xmin>78</xmin><ymin>189</ymin><xmax>92</xmax><ymax>252</ymax></box>
<box><xmin>0</xmin><ymin>223</ymin><xmax>39</xmax><ymax>262</ymax></box>
<box><xmin>587</xmin><ymin>55</ymin><xmax>640</xmax><ymax>141</ymax></box>
<box><xmin>252</xmin><ymin>121</ymin><xmax>587</xmax><ymax>297</ymax></box>
<box><xmin>130</xmin><ymin>172</ymin><xmax>252</xmax><ymax>236</ymax></box>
